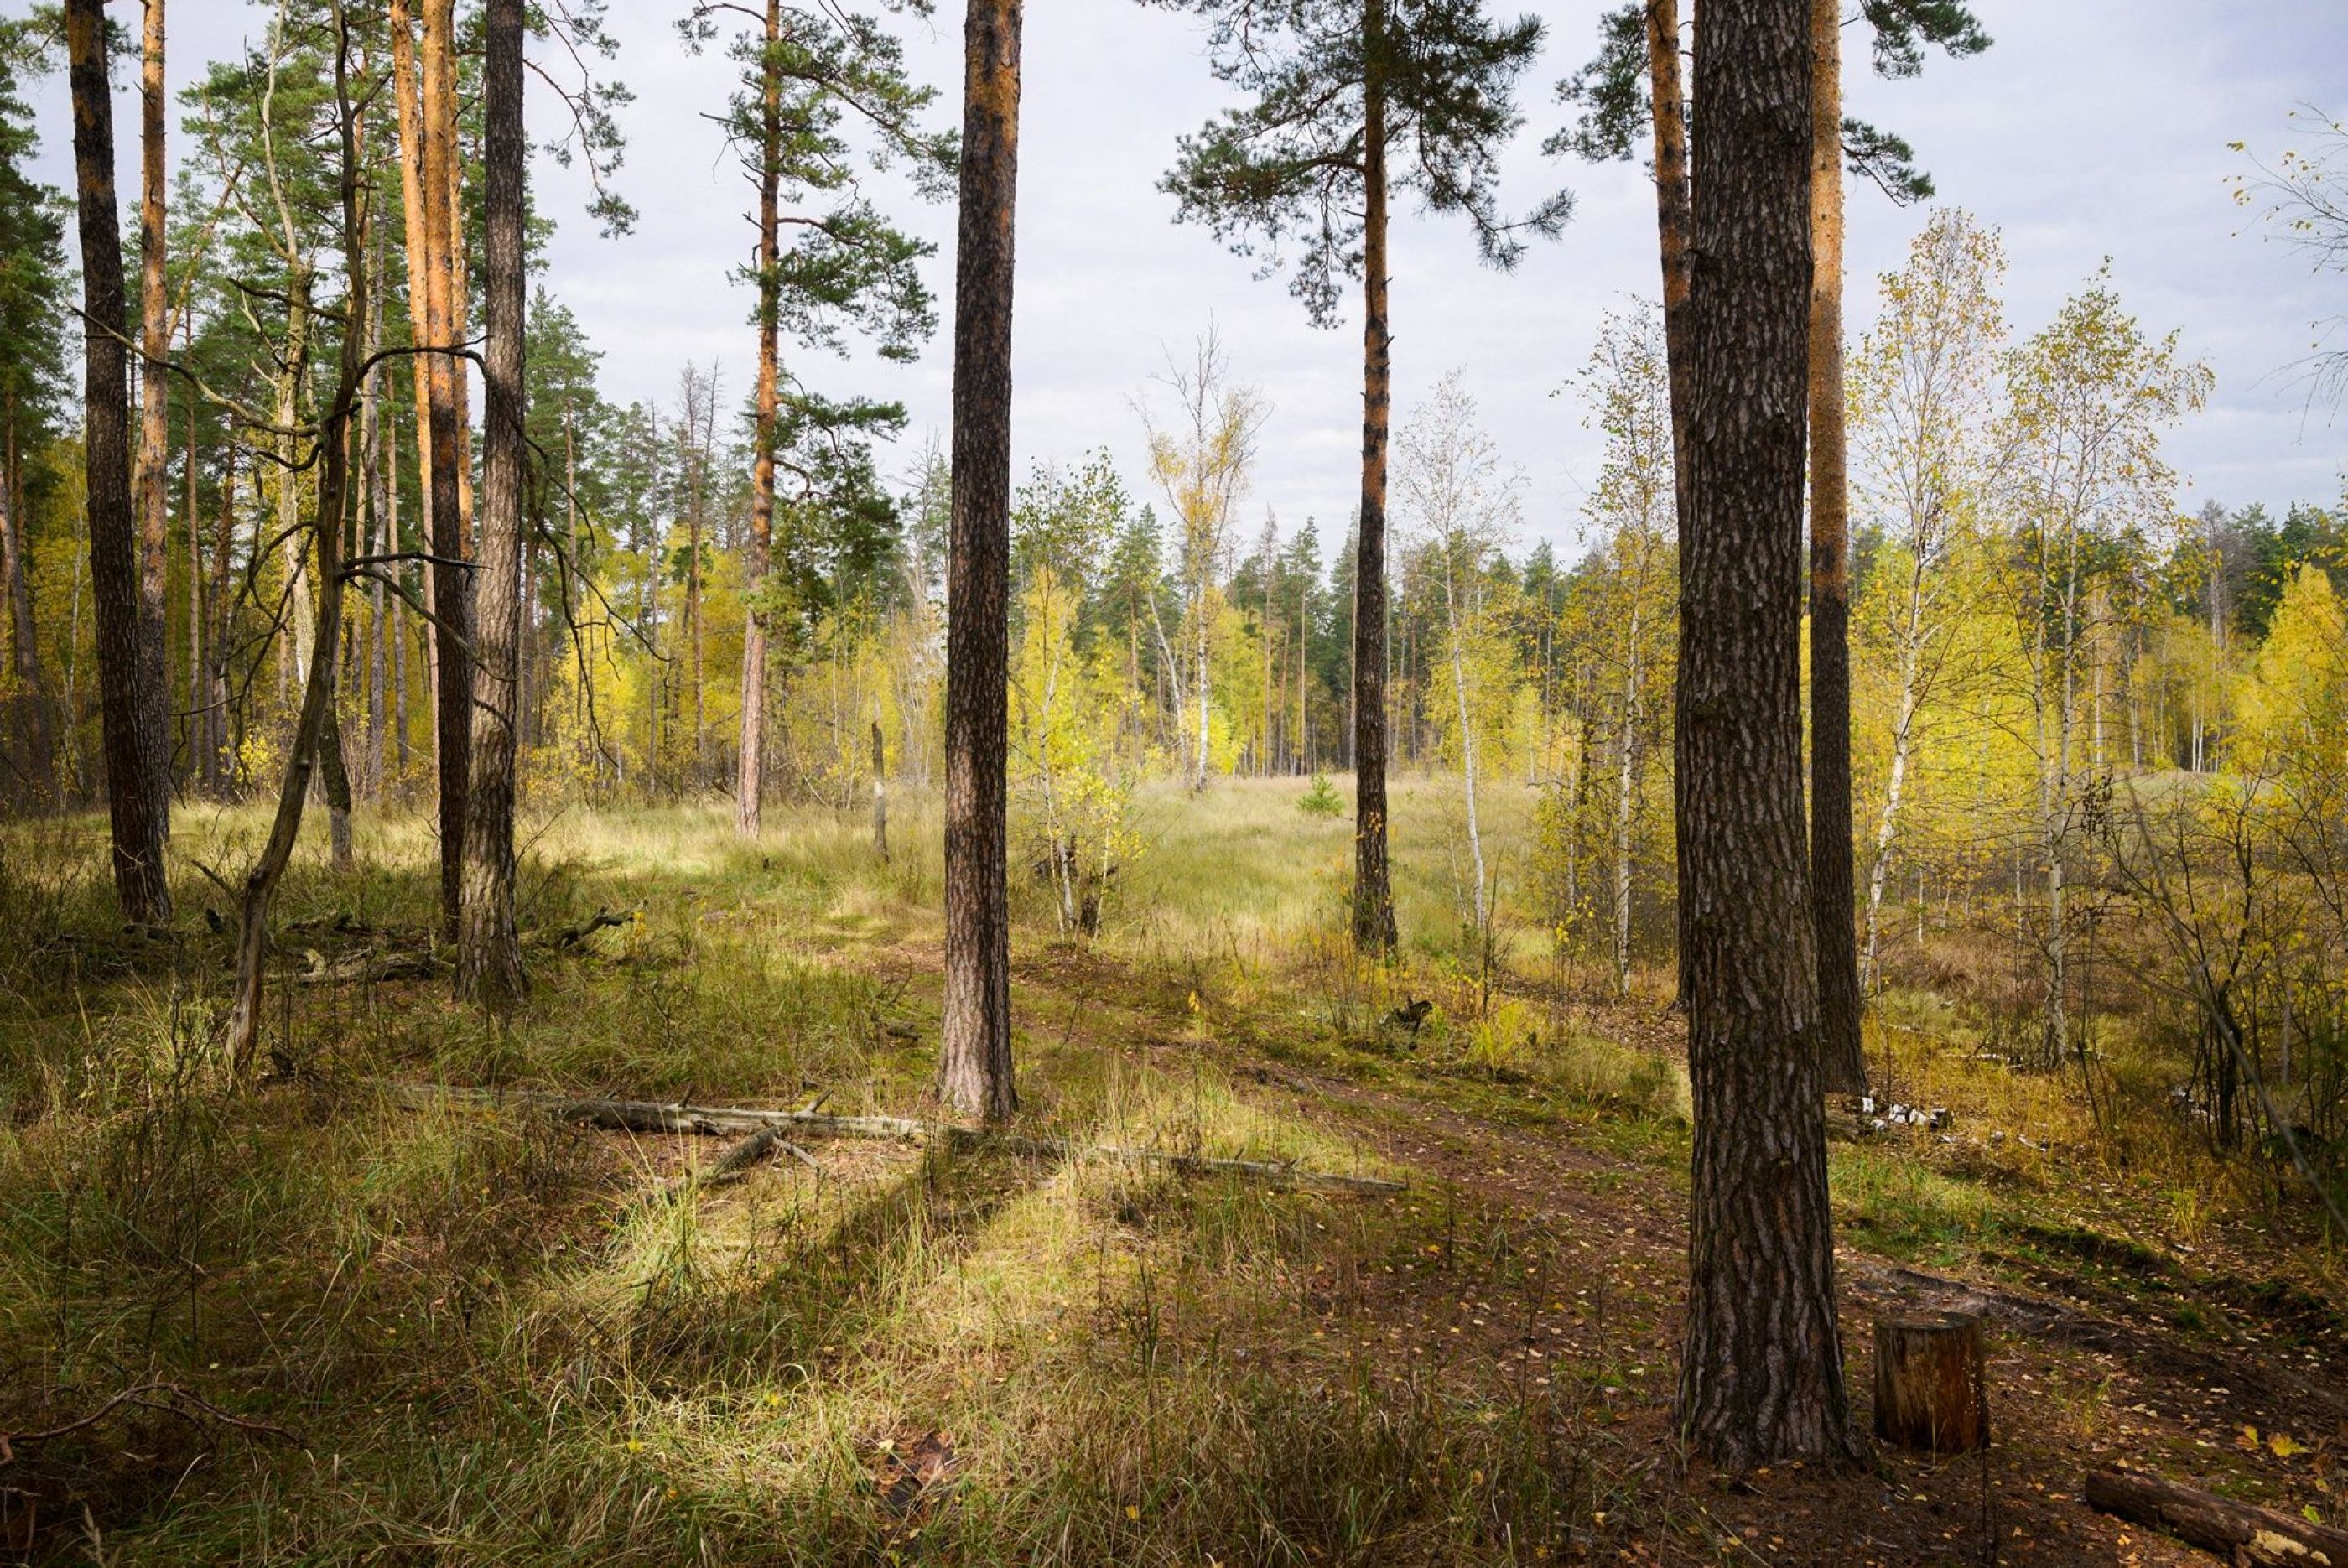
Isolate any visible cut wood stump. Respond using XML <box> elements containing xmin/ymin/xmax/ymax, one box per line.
<box><xmin>2086</xmin><ymin>1468</ymin><xmax>2348</xmax><ymax>1566</ymax></box>
<box><xmin>1873</xmin><ymin>1310</ymin><xmax>1989</xmax><ymax>1452</ymax></box>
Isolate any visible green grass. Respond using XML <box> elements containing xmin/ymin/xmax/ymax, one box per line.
<box><xmin>2</xmin><ymin>778</ymin><xmax>2337</xmax><ymax>1563</ymax></box>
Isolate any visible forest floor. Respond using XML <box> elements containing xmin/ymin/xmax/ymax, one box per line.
<box><xmin>0</xmin><ymin>779</ymin><xmax>2341</xmax><ymax>1565</ymax></box>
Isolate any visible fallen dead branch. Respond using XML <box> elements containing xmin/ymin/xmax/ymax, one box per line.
<box><xmin>2086</xmin><ymin>1467</ymin><xmax>2348</xmax><ymax>1567</ymax></box>
<box><xmin>0</xmin><ymin>1383</ymin><xmax>299</xmax><ymax>1466</ymax></box>
<box><xmin>659</xmin><ymin>1124</ymin><xmax>819</xmax><ymax>1201</ymax></box>
<box><xmin>546</xmin><ymin>906</ymin><xmax>635</xmax><ymax>948</ymax></box>
<box><xmin>391</xmin><ymin>1083</ymin><xmax>1407</xmax><ymax>1195</ymax></box>
<box><xmin>292</xmin><ymin>948</ymin><xmax>444</xmax><ymax>985</ymax></box>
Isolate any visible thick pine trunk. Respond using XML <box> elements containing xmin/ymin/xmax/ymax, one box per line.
<box><xmin>1673</xmin><ymin>0</ymin><xmax>1855</xmax><ymax>1470</ymax></box>
<box><xmin>1807</xmin><ymin>0</ymin><xmax>1866</xmax><ymax>1093</ymax></box>
<box><xmin>455</xmin><ymin>0</ymin><xmax>527</xmax><ymax>1010</ymax></box>
<box><xmin>737</xmin><ymin>0</ymin><xmax>784</xmax><ymax>837</ymax></box>
<box><xmin>135</xmin><ymin>0</ymin><xmax>172</xmax><ymax>819</ymax></box>
<box><xmin>67</xmin><ymin>0</ymin><xmax>171</xmax><ymax>923</ymax></box>
<box><xmin>1350</xmin><ymin>0</ymin><xmax>1397</xmax><ymax>953</ymax></box>
<box><xmin>939</xmin><ymin>0</ymin><xmax>1021</xmax><ymax>1123</ymax></box>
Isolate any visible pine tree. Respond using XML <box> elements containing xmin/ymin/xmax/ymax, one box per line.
<box><xmin>940</xmin><ymin>0</ymin><xmax>1023</xmax><ymax>1123</ymax></box>
<box><xmin>1151</xmin><ymin>0</ymin><xmax>1567</xmax><ymax>952</ymax></box>
<box><xmin>1673</xmin><ymin>0</ymin><xmax>1854</xmax><ymax>1468</ymax></box>
<box><xmin>65</xmin><ymin>0</ymin><xmax>171</xmax><ymax>923</ymax></box>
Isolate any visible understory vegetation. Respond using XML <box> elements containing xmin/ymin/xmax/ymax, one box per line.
<box><xmin>1</xmin><ymin>781</ymin><xmax>2340</xmax><ymax>1564</ymax></box>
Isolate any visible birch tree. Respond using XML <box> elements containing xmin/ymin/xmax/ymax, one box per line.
<box><xmin>1140</xmin><ymin>330</ymin><xmax>1265</xmax><ymax>794</ymax></box>
<box><xmin>1995</xmin><ymin>275</ymin><xmax>2209</xmax><ymax>1069</ymax></box>
<box><xmin>1847</xmin><ymin>208</ymin><xmax>2003</xmax><ymax>989</ymax></box>
<box><xmin>1396</xmin><ymin>372</ymin><xmax>1517</xmax><ymax>942</ymax></box>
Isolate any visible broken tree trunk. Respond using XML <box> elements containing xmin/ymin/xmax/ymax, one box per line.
<box><xmin>1873</xmin><ymin>1311</ymin><xmax>1989</xmax><ymax>1452</ymax></box>
<box><xmin>392</xmin><ymin>1084</ymin><xmax>1406</xmax><ymax>1195</ymax></box>
<box><xmin>2086</xmin><ymin>1469</ymin><xmax>2348</xmax><ymax>1567</ymax></box>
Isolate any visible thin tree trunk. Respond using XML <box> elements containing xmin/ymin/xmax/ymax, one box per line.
<box><xmin>135</xmin><ymin>0</ymin><xmax>173</xmax><ymax>823</ymax></box>
<box><xmin>67</xmin><ymin>0</ymin><xmax>171</xmax><ymax>922</ymax></box>
<box><xmin>1807</xmin><ymin>0</ymin><xmax>1865</xmax><ymax>1093</ymax></box>
<box><xmin>939</xmin><ymin>0</ymin><xmax>1022</xmax><ymax>1123</ymax></box>
<box><xmin>1</xmin><ymin>402</ymin><xmax>57</xmax><ymax>805</ymax></box>
<box><xmin>206</xmin><ymin>438</ymin><xmax>236</xmax><ymax>789</ymax></box>
<box><xmin>737</xmin><ymin>0</ymin><xmax>782</xmax><ymax>836</ymax></box>
<box><xmin>364</xmin><ymin>235</ymin><xmax>387</xmax><ymax>795</ymax></box>
<box><xmin>1351</xmin><ymin>0</ymin><xmax>1397</xmax><ymax>953</ymax></box>
<box><xmin>226</xmin><ymin>11</ymin><xmax>365</xmax><ymax>1075</ymax></box>
<box><xmin>871</xmin><ymin>718</ymin><xmax>888</xmax><ymax>862</ymax></box>
<box><xmin>184</xmin><ymin>377</ymin><xmax>200</xmax><ymax>791</ymax></box>
<box><xmin>1613</xmin><ymin>596</ymin><xmax>1644</xmax><ymax>997</ymax></box>
<box><xmin>1645</xmin><ymin>0</ymin><xmax>1694</xmax><ymax>514</ymax></box>
<box><xmin>1861</xmin><ymin>602</ymin><xmax>1924</xmax><ymax>991</ymax></box>
<box><xmin>455</xmin><ymin>0</ymin><xmax>527</xmax><ymax>1009</ymax></box>
<box><xmin>1674</xmin><ymin>0</ymin><xmax>1854</xmax><ymax>1468</ymax></box>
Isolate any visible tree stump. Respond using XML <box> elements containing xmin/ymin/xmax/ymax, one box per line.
<box><xmin>1873</xmin><ymin>1311</ymin><xmax>1989</xmax><ymax>1451</ymax></box>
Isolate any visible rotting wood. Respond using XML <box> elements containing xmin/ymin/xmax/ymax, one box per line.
<box><xmin>294</xmin><ymin>949</ymin><xmax>444</xmax><ymax>985</ymax></box>
<box><xmin>390</xmin><ymin>1083</ymin><xmax>1407</xmax><ymax>1194</ymax></box>
<box><xmin>2086</xmin><ymin>1468</ymin><xmax>2348</xmax><ymax>1567</ymax></box>
<box><xmin>1873</xmin><ymin>1311</ymin><xmax>1990</xmax><ymax>1452</ymax></box>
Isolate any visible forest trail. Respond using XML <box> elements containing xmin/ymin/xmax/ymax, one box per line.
<box><xmin>891</xmin><ymin>936</ymin><xmax>2348</xmax><ymax>1565</ymax></box>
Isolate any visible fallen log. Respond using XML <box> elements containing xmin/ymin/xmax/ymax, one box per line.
<box><xmin>292</xmin><ymin>948</ymin><xmax>444</xmax><ymax>985</ymax></box>
<box><xmin>2086</xmin><ymin>1468</ymin><xmax>2348</xmax><ymax>1567</ymax></box>
<box><xmin>658</xmin><ymin>1124</ymin><xmax>819</xmax><ymax>1202</ymax></box>
<box><xmin>390</xmin><ymin>1084</ymin><xmax>1405</xmax><ymax>1195</ymax></box>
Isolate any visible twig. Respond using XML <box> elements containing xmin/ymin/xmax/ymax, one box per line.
<box><xmin>1</xmin><ymin>1383</ymin><xmax>299</xmax><ymax>1466</ymax></box>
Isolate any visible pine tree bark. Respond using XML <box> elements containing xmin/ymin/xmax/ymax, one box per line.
<box><xmin>1350</xmin><ymin>0</ymin><xmax>1398</xmax><ymax>953</ymax></box>
<box><xmin>1673</xmin><ymin>0</ymin><xmax>1855</xmax><ymax>1471</ymax></box>
<box><xmin>135</xmin><ymin>0</ymin><xmax>172</xmax><ymax>817</ymax></box>
<box><xmin>456</xmin><ymin>0</ymin><xmax>527</xmax><ymax>1010</ymax></box>
<box><xmin>1807</xmin><ymin>0</ymin><xmax>1866</xmax><ymax>1093</ymax></box>
<box><xmin>737</xmin><ymin>0</ymin><xmax>783</xmax><ymax>838</ymax></box>
<box><xmin>413</xmin><ymin>0</ymin><xmax>470</xmax><ymax>937</ymax></box>
<box><xmin>939</xmin><ymin>0</ymin><xmax>1021</xmax><ymax>1124</ymax></box>
<box><xmin>67</xmin><ymin>0</ymin><xmax>171</xmax><ymax>923</ymax></box>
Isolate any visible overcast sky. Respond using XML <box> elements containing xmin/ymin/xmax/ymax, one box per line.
<box><xmin>18</xmin><ymin>0</ymin><xmax>2346</xmax><ymax>558</ymax></box>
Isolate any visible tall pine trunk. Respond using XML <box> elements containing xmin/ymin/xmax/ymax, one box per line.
<box><xmin>1807</xmin><ymin>0</ymin><xmax>1866</xmax><ymax>1093</ymax></box>
<box><xmin>737</xmin><ymin>0</ymin><xmax>783</xmax><ymax>837</ymax></box>
<box><xmin>66</xmin><ymin>0</ymin><xmax>170</xmax><ymax>923</ymax></box>
<box><xmin>1350</xmin><ymin>0</ymin><xmax>1397</xmax><ymax>953</ymax></box>
<box><xmin>1644</xmin><ymin>0</ymin><xmax>1694</xmax><ymax>511</ymax></box>
<box><xmin>1673</xmin><ymin>0</ymin><xmax>1854</xmax><ymax>1470</ymax></box>
<box><xmin>135</xmin><ymin>0</ymin><xmax>172</xmax><ymax>818</ymax></box>
<box><xmin>939</xmin><ymin>0</ymin><xmax>1021</xmax><ymax>1123</ymax></box>
<box><xmin>456</xmin><ymin>0</ymin><xmax>527</xmax><ymax>1009</ymax></box>
<box><xmin>384</xmin><ymin>0</ymin><xmax>468</xmax><ymax>916</ymax></box>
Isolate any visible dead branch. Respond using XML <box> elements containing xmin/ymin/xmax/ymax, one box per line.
<box><xmin>0</xmin><ymin>1383</ymin><xmax>299</xmax><ymax>1467</ymax></box>
<box><xmin>391</xmin><ymin>1084</ymin><xmax>1407</xmax><ymax>1194</ymax></box>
